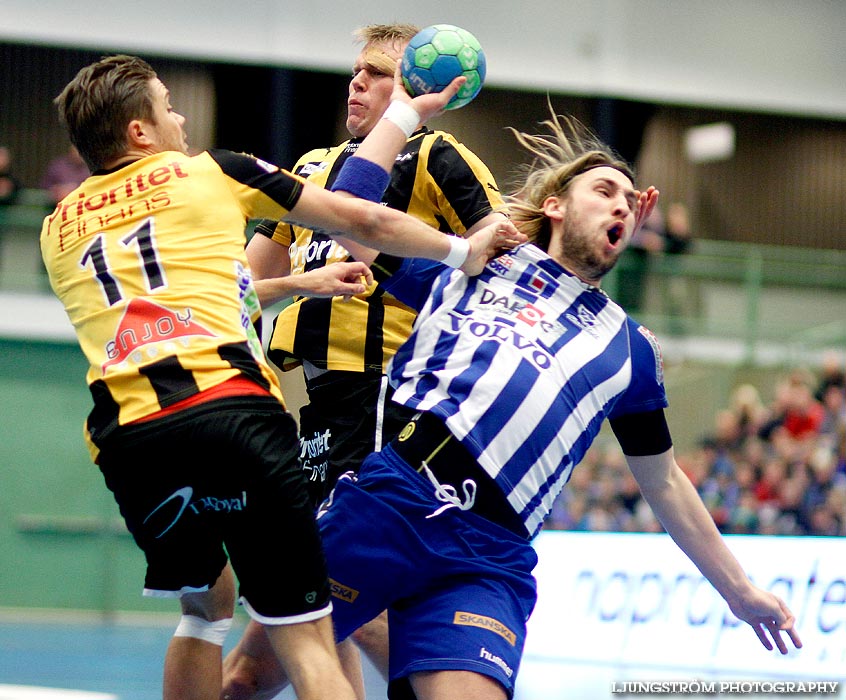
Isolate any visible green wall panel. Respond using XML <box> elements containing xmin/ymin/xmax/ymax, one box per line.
<box><xmin>0</xmin><ymin>339</ymin><xmax>171</xmax><ymax>614</ymax></box>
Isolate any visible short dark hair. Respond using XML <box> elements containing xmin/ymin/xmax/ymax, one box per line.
<box><xmin>54</xmin><ymin>54</ymin><xmax>157</xmax><ymax>171</ymax></box>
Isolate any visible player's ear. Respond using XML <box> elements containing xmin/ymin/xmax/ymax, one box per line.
<box><xmin>126</xmin><ymin>118</ymin><xmax>152</xmax><ymax>148</ymax></box>
<box><xmin>542</xmin><ymin>195</ymin><xmax>564</xmax><ymax>221</ymax></box>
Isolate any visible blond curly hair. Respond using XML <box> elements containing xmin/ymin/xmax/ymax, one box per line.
<box><xmin>506</xmin><ymin>107</ymin><xmax>634</xmax><ymax>251</ymax></box>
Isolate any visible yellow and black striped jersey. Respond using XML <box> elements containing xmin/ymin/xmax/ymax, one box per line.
<box><xmin>40</xmin><ymin>149</ymin><xmax>306</xmax><ymax>459</ymax></box>
<box><xmin>260</xmin><ymin>127</ymin><xmax>503</xmax><ymax>374</ymax></box>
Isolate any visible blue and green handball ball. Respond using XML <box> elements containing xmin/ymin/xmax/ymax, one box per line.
<box><xmin>401</xmin><ymin>24</ymin><xmax>486</xmax><ymax>110</ymax></box>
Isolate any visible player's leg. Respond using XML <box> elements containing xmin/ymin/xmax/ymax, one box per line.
<box><xmin>221</xmin><ymin>621</ymin><xmax>287</xmax><ymax>700</ymax></box>
<box><xmin>220</xmin><ymin>611</ymin><xmax>357</xmax><ymax>700</ymax></box>
<box><xmin>347</xmin><ymin>380</ymin><xmax>416</xmax><ymax>681</ymax></box>
<box><xmin>221</xmin><ymin>621</ymin><xmax>366</xmax><ymax>700</ymax></box>
<box><xmin>337</xmin><ymin>637</ymin><xmax>367</xmax><ymax>700</ymax></box>
<box><xmin>261</xmin><ymin>615</ymin><xmax>354</xmax><ymax>700</ymax></box>
<box><xmin>221</xmin><ymin>623</ymin><xmax>370</xmax><ymax>700</ymax></box>
<box><xmin>350</xmin><ymin>610</ymin><xmax>389</xmax><ymax>680</ymax></box>
<box><xmin>222</xmin><ymin>470</ymin><xmax>390</xmax><ymax>700</ymax></box>
<box><xmin>380</xmin><ymin>467</ymin><xmax>538</xmax><ymax>700</ymax></box>
<box><xmin>96</xmin><ymin>413</ymin><xmax>242</xmax><ymax>700</ymax></box>
<box><xmin>301</xmin><ymin>375</ymin><xmax>411</xmax><ymax>686</ymax></box>
<box><xmin>164</xmin><ymin>564</ymin><xmax>236</xmax><ymax>700</ymax></box>
<box><xmin>324</xmin><ymin>377</ymin><xmax>412</xmax><ymax>681</ymax></box>
<box><xmin>409</xmin><ymin>670</ymin><xmax>508</xmax><ymax>700</ymax></box>
<box><xmin>387</xmin><ymin>578</ymin><xmax>526</xmax><ymax>700</ymax></box>
<box><xmin>222</xmin><ymin>405</ymin><xmax>364</xmax><ymax>700</ymax></box>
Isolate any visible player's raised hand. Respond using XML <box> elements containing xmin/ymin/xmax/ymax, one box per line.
<box><xmin>352</xmin><ymin>61</ymin><xmax>464</xmax><ymax>171</ymax></box>
<box><xmin>391</xmin><ymin>60</ymin><xmax>465</xmax><ymax>126</ymax></box>
<box><xmin>461</xmin><ymin>220</ymin><xmax>526</xmax><ymax>276</ymax></box>
<box><xmin>632</xmin><ymin>186</ymin><xmax>660</xmax><ymax>236</ymax></box>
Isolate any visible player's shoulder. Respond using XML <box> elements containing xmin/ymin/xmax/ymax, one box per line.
<box><xmin>414</xmin><ymin>129</ymin><xmax>485</xmax><ymax>169</ymax></box>
<box><xmin>624</xmin><ymin>313</ymin><xmax>660</xmax><ymax>348</ymax></box>
<box><xmin>204</xmin><ymin>148</ymin><xmax>276</xmax><ymax>174</ymax></box>
<box><xmin>288</xmin><ymin>141</ymin><xmax>350</xmax><ymax>179</ymax></box>
<box><xmin>626</xmin><ymin>317</ymin><xmax>665</xmax><ymax>385</ymax></box>
<box><xmin>294</xmin><ymin>142</ymin><xmax>345</xmax><ymax>165</ymax></box>
<box><xmin>205</xmin><ymin>150</ymin><xmax>306</xmax><ymax>194</ymax></box>
<box><xmin>422</xmin><ymin>128</ymin><xmax>463</xmax><ymax>149</ymax></box>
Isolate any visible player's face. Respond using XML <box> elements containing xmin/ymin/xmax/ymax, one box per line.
<box><xmin>546</xmin><ymin>166</ymin><xmax>638</xmax><ymax>284</ymax></box>
<box><xmin>145</xmin><ymin>79</ymin><xmax>189</xmax><ymax>154</ymax></box>
<box><xmin>346</xmin><ymin>40</ymin><xmax>404</xmax><ymax>138</ymax></box>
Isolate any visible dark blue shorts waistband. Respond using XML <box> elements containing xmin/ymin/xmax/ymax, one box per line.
<box><xmin>387</xmin><ymin>411</ymin><xmax>528</xmax><ymax>539</ymax></box>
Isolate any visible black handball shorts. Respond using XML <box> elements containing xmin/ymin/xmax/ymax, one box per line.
<box><xmin>97</xmin><ymin>395</ymin><xmax>331</xmax><ymax>621</ymax></box>
<box><xmin>298</xmin><ymin>370</ymin><xmax>416</xmax><ymax>506</ymax></box>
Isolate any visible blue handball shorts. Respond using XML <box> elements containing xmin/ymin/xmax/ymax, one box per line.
<box><xmin>318</xmin><ymin>444</ymin><xmax>538</xmax><ymax>698</ymax></box>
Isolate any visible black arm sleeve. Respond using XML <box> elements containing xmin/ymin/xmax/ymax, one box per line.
<box><xmin>609</xmin><ymin>408</ymin><xmax>673</xmax><ymax>457</ymax></box>
<box><xmin>253</xmin><ymin>219</ymin><xmax>280</xmax><ymax>238</ymax></box>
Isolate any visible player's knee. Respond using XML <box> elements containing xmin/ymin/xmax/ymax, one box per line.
<box><xmin>350</xmin><ymin>624</ymin><xmax>376</xmax><ymax>650</ymax></box>
<box><xmin>351</xmin><ymin>613</ymin><xmax>388</xmax><ymax>647</ymax></box>
<box><xmin>174</xmin><ymin>614</ymin><xmax>233</xmax><ymax>646</ymax></box>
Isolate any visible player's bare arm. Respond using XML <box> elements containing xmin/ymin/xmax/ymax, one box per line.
<box><xmin>460</xmin><ymin>219</ymin><xmax>526</xmax><ymax>275</ymax></box>
<box><xmin>246</xmin><ymin>234</ymin><xmax>291</xmax><ymax>282</ymax></box>
<box><xmin>625</xmin><ymin>448</ymin><xmax>802</xmax><ymax>654</ymax></box>
<box><xmin>288</xmin><ymin>180</ymin><xmax>524</xmax><ymax>269</ymax></box>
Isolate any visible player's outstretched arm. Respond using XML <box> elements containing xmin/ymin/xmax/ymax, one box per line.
<box><xmin>625</xmin><ymin>448</ymin><xmax>802</xmax><ymax>655</ymax></box>
<box><xmin>460</xmin><ymin>220</ymin><xmax>526</xmax><ymax>275</ymax></box>
<box><xmin>284</xmin><ymin>59</ymin><xmax>522</xmax><ymax>271</ymax></box>
<box><xmin>253</xmin><ymin>262</ymin><xmax>373</xmax><ymax>306</ymax></box>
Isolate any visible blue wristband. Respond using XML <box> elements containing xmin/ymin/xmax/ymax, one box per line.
<box><xmin>330</xmin><ymin>156</ymin><xmax>391</xmax><ymax>203</ymax></box>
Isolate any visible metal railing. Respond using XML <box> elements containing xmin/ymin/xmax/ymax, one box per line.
<box><xmin>3</xmin><ymin>195</ymin><xmax>844</xmax><ymax>365</ymax></box>
<box><xmin>605</xmin><ymin>239</ymin><xmax>846</xmax><ymax>366</ymax></box>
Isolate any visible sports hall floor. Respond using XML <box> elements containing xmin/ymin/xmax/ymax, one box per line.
<box><xmin>3</xmin><ymin>614</ymin><xmax>839</xmax><ymax>700</ymax></box>
<box><xmin>0</xmin><ymin>613</ymin><xmax>681</xmax><ymax>700</ymax></box>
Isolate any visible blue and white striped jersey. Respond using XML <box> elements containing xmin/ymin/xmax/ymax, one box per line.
<box><xmin>375</xmin><ymin>243</ymin><xmax>668</xmax><ymax>538</ymax></box>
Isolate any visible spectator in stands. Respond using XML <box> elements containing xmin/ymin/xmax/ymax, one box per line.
<box><xmin>754</xmin><ymin>455</ymin><xmax>788</xmax><ymax>507</ymax></box>
<box><xmin>729</xmin><ymin>383</ymin><xmax>771</xmax><ymax>441</ymax></box>
<box><xmin>727</xmin><ymin>488</ymin><xmax>760</xmax><ymax>534</ymax></box>
<box><xmin>661</xmin><ymin>201</ymin><xmax>697</xmax><ymax>329</ymax></box>
<box><xmin>837</xmin><ymin>423</ymin><xmax>846</xmax><ymax>475</ymax></box>
<box><xmin>663</xmin><ymin>201</ymin><xmax>694</xmax><ymax>256</ymax></box>
<box><xmin>814</xmin><ymin>353</ymin><xmax>846</xmax><ymax>454</ymax></box>
<box><xmin>614</xmin><ymin>200</ymin><xmax>695</xmax><ymax>320</ymax></box>
<box><xmin>819</xmin><ymin>382</ymin><xmax>845</xmax><ymax>438</ymax></box>
<box><xmin>544</xmin><ymin>362</ymin><xmax>844</xmax><ymax>538</ymax></box>
<box><xmin>780</xmin><ymin>369</ymin><xmax>826</xmax><ymax>441</ymax></box>
<box><xmin>0</xmin><ymin>146</ymin><xmax>21</xmax><ymax>206</ymax></box>
<box><xmin>814</xmin><ymin>350</ymin><xmax>845</xmax><ymax>403</ymax></box>
<box><xmin>40</xmin><ymin>145</ymin><xmax>89</xmax><ymax>205</ymax></box>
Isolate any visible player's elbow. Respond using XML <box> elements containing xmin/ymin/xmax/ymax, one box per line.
<box><xmin>344</xmin><ymin>200</ymin><xmax>395</xmax><ymax>247</ymax></box>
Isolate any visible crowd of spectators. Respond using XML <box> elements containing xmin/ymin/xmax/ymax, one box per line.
<box><xmin>0</xmin><ymin>146</ymin><xmax>22</xmax><ymax>206</ymax></box>
<box><xmin>1</xmin><ymin>144</ymin><xmax>843</xmax><ymax>540</ymax></box>
<box><xmin>545</xmin><ymin>353</ymin><xmax>846</xmax><ymax>537</ymax></box>
<box><xmin>0</xmin><ymin>143</ymin><xmax>89</xmax><ymax>211</ymax></box>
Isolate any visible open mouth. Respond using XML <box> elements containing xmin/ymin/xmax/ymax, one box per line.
<box><xmin>607</xmin><ymin>223</ymin><xmax>624</xmax><ymax>246</ymax></box>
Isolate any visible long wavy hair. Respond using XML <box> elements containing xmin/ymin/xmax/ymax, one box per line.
<box><xmin>506</xmin><ymin>106</ymin><xmax>634</xmax><ymax>252</ymax></box>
